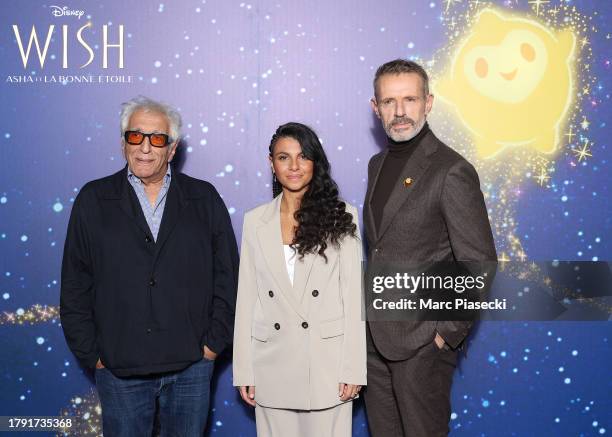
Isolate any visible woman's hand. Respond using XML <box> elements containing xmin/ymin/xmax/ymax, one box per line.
<box><xmin>239</xmin><ymin>386</ymin><xmax>256</xmax><ymax>407</ymax></box>
<box><xmin>338</xmin><ymin>383</ymin><xmax>361</xmax><ymax>401</ymax></box>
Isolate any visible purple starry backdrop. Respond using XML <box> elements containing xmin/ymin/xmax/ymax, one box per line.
<box><xmin>0</xmin><ymin>0</ymin><xmax>610</xmax><ymax>436</ymax></box>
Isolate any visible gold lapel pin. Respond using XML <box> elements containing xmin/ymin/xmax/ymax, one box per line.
<box><xmin>403</xmin><ymin>177</ymin><xmax>413</xmax><ymax>187</ymax></box>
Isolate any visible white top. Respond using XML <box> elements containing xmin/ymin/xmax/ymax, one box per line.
<box><xmin>283</xmin><ymin>244</ymin><xmax>296</xmax><ymax>286</ymax></box>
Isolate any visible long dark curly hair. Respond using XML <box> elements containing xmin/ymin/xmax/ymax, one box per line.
<box><xmin>269</xmin><ymin>122</ymin><xmax>357</xmax><ymax>261</ymax></box>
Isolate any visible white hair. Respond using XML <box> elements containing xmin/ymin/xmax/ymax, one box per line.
<box><xmin>119</xmin><ymin>95</ymin><xmax>182</xmax><ymax>142</ymax></box>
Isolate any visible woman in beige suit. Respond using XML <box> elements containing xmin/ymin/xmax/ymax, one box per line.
<box><xmin>233</xmin><ymin>122</ymin><xmax>366</xmax><ymax>436</ymax></box>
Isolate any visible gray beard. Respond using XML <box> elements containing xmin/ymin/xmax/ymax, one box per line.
<box><xmin>386</xmin><ymin>117</ymin><xmax>426</xmax><ymax>142</ymax></box>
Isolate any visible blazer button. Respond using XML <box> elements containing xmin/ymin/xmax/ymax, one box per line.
<box><xmin>269</xmin><ymin>290</ymin><xmax>274</xmax><ymax>297</ymax></box>
<box><xmin>302</xmin><ymin>322</ymin><xmax>309</xmax><ymax>329</ymax></box>
<box><xmin>146</xmin><ymin>328</ymin><xmax>152</xmax><ymax>334</ymax></box>
<box><xmin>145</xmin><ymin>236</ymin><xmax>152</xmax><ymax>243</ymax></box>
<box><xmin>149</xmin><ymin>279</ymin><xmax>156</xmax><ymax>286</ymax></box>
<box><xmin>312</xmin><ymin>290</ymin><xmax>319</xmax><ymax>297</ymax></box>
<box><xmin>274</xmin><ymin>323</ymin><xmax>281</xmax><ymax>330</ymax></box>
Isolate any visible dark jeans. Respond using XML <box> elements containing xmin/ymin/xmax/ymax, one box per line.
<box><xmin>95</xmin><ymin>358</ymin><xmax>214</xmax><ymax>437</ymax></box>
<box><xmin>364</xmin><ymin>339</ymin><xmax>458</xmax><ymax>437</ymax></box>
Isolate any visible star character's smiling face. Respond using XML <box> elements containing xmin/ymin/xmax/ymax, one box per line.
<box><xmin>462</xmin><ymin>29</ymin><xmax>548</xmax><ymax>103</ymax></box>
<box><xmin>434</xmin><ymin>8</ymin><xmax>576</xmax><ymax>157</ymax></box>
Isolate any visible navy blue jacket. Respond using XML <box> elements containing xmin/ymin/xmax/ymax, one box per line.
<box><xmin>60</xmin><ymin>166</ymin><xmax>239</xmax><ymax>377</ymax></box>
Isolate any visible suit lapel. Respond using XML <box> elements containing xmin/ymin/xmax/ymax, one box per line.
<box><xmin>293</xmin><ymin>250</ymin><xmax>316</xmax><ymax>306</ymax></box>
<box><xmin>365</xmin><ymin>152</ymin><xmax>387</xmax><ymax>243</ymax></box>
<box><xmin>116</xmin><ymin>167</ymin><xmax>154</xmax><ymax>239</ymax></box>
<box><xmin>297</xmin><ymin>249</ymin><xmax>338</xmax><ymax>318</ymax></box>
<box><xmin>153</xmin><ymin>174</ymin><xmax>187</xmax><ymax>264</ymax></box>
<box><xmin>375</xmin><ymin>133</ymin><xmax>435</xmax><ymax>244</ymax></box>
<box><xmin>256</xmin><ymin>194</ymin><xmax>307</xmax><ymax>320</ymax></box>
<box><xmin>104</xmin><ymin>166</ymin><xmax>187</xmax><ymax>259</ymax></box>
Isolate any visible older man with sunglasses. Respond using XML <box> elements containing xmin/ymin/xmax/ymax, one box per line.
<box><xmin>60</xmin><ymin>96</ymin><xmax>239</xmax><ymax>436</ymax></box>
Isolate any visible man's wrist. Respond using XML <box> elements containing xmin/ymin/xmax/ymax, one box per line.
<box><xmin>203</xmin><ymin>345</ymin><xmax>218</xmax><ymax>360</ymax></box>
<box><xmin>434</xmin><ymin>333</ymin><xmax>446</xmax><ymax>349</ymax></box>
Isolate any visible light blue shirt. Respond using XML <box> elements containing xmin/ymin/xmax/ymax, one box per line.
<box><xmin>127</xmin><ymin>165</ymin><xmax>172</xmax><ymax>241</ymax></box>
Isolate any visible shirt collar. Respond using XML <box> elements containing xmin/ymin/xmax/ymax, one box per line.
<box><xmin>127</xmin><ymin>164</ymin><xmax>172</xmax><ymax>186</ymax></box>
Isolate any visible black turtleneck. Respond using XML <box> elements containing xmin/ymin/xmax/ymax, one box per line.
<box><xmin>371</xmin><ymin>122</ymin><xmax>430</xmax><ymax>232</ymax></box>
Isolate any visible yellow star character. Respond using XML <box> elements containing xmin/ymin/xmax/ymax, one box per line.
<box><xmin>435</xmin><ymin>9</ymin><xmax>576</xmax><ymax>158</ymax></box>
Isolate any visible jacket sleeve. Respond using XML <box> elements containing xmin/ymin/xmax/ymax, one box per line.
<box><xmin>201</xmin><ymin>189</ymin><xmax>239</xmax><ymax>355</ymax></box>
<box><xmin>60</xmin><ymin>190</ymin><xmax>98</xmax><ymax>369</ymax></box>
<box><xmin>232</xmin><ymin>215</ymin><xmax>257</xmax><ymax>387</ymax></box>
<box><xmin>437</xmin><ymin>159</ymin><xmax>497</xmax><ymax>349</ymax></box>
<box><xmin>338</xmin><ymin>205</ymin><xmax>367</xmax><ymax>385</ymax></box>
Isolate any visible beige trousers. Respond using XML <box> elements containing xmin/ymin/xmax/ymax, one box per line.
<box><xmin>255</xmin><ymin>401</ymin><xmax>352</xmax><ymax>437</ymax></box>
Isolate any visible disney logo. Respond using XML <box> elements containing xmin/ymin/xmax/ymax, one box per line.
<box><xmin>50</xmin><ymin>5</ymin><xmax>85</xmax><ymax>19</ymax></box>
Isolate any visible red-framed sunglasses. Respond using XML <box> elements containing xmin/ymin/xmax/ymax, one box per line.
<box><xmin>124</xmin><ymin>130</ymin><xmax>171</xmax><ymax>147</ymax></box>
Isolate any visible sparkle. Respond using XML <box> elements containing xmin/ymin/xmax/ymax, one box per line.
<box><xmin>60</xmin><ymin>390</ymin><xmax>103</xmax><ymax>434</ymax></box>
<box><xmin>528</xmin><ymin>0</ymin><xmax>549</xmax><ymax>16</ymax></box>
<box><xmin>571</xmin><ymin>139</ymin><xmax>592</xmax><ymax>162</ymax></box>
<box><xmin>580</xmin><ymin>116</ymin><xmax>590</xmax><ymax>130</ymax></box>
<box><xmin>534</xmin><ymin>168</ymin><xmax>551</xmax><ymax>186</ymax></box>
<box><xmin>0</xmin><ymin>304</ymin><xmax>59</xmax><ymax>325</ymax></box>
<box><xmin>580</xmin><ymin>36</ymin><xmax>589</xmax><ymax>48</ymax></box>
<box><xmin>444</xmin><ymin>0</ymin><xmax>461</xmax><ymax>12</ymax></box>
<box><xmin>564</xmin><ymin>125</ymin><xmax>575</xmax><ymax>144</ymax></box>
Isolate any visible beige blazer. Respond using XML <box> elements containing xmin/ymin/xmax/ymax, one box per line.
<box><xmin>232</xmin><ymin>194</ymin><xmax>366</xmax><ymax>410</ymax></box>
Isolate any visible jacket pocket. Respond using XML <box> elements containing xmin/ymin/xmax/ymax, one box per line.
<box><xmin>251</xmin><ymin>321</ymin><xmax>269</xmax><ymax>342</ymax></box>
<box><xmin>320</xmin><ymin>317</ymin><xmax>344</xmax><ymax>339</ymax></box>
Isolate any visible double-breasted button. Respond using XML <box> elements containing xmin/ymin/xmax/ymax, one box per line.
<box><xmin>149</xmin><ymin>278</ymin><xmax>156</xmax><ymax>286</ymax></box>
<box><xmin>269</xmin><ymin>290</ymin><xmax>274</xmax><ymax>297</ymax></box>
<box><xmin>274</xmin><ymin>323</ymin><xmax>281</xmax><ymax>330</ymax></box>
<box><xmin>312</xmin><ymin>290</ymin><xmax>319</xmax><ymax>297</ymax></box>
<box><xmin>302</xmin><ymin>322</ymin><xmax>309</xmax><ymax>329</ymax></box>
<box><xmin>145</xmin><ymin>236</ymin><xmax>152</xmax><ymax>243</ymax></box>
